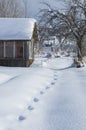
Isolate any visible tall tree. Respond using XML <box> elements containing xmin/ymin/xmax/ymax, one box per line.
<box><xmin>38</xmin><ymin>0</ymin><xmax>86</xmax><ymax>64</ymax></box>
<box><xmin>0</xmin><ymin>0</ymin><xmax>25</xmax><ymax>17</ymax></box>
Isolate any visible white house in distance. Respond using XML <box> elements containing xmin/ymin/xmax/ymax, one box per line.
<box><xmin>43</xmin><ymin>36</ymin><xmax>57</xmax><ymax>46</ymax></box>
<box><xmin>0</xmin><ymin>18</ymin><xmax>38</xmax><ymax>67</ymax></box>
<box><xmin>43</xmin><ymin>36</ymin><xmax>60</xmax><ymax>54</ymax></box>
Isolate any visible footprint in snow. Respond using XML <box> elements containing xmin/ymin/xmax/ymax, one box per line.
<box><xmin>34</xmin><ymin>98</ymin><xmax>39</xmax><ymax>102</ymax></box>
<box><xmin>54</xmin><ymin>78</ymin><xmax>57</xmax><ymax>80</ymax></box>
<box><xmin>28</xmin><ymin>105</ymin><xmax>34</xmax><ymax>111</ymax></box>
<box><xmin>54</xmin><ymin>74</ymin><xmax>58</xmax><ymax>77</ymax></box>
<box><xmin>18</xmin><ymin>115</ymin><xmax>26</xmax><ymax>121</ymax></box>
<box><xmin>51</xmin><ymin>82</ymin><xmax>55</xmax><ymax>85</ymax></box>
<box><xmin>46</xmin><ymin>86</ymin><xmax>50</xmax><ymax>90</ymax></box>
<box><xmin>40</xmin><ymin>91</ymin><xmax>44</xmax><ymax>95</ymax></box>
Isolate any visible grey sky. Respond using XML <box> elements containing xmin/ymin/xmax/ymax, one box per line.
<box><xmin>25</xmin><ymin>0</ymin><xmax>65</xmax><ymax>18</ymax></box>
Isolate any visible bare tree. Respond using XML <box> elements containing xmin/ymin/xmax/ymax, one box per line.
<box><xmin>38</xmin><ymin>0</ymin><xmax>86</xmax><ymax>66</ymax></box>
<box><xmin>0</xmin><ymin>0</ymin><xmax>25</xmax><ymax>17</ymax></box>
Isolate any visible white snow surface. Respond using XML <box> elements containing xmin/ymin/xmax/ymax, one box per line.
<box><xmin>0</xmin><ymin>55</ymin><xmax>86</xmax><ymax>130</ymax></box>
<box><xmin>0</xmin><ymin>18</ymin><xmax>36</xmax><ymax>40</ymax></box>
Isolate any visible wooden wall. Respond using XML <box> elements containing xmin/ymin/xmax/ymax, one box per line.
<box><xmin>0</xmin><ymin>40</ymin><xmax>34</xmax><ymax>67</ymax></box>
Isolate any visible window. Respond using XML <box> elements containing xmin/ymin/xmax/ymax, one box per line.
<box><xmin>16</xmin><ymin>41</ymin><xmax>23</xmax><ymax>58</ymax></box>
<box><xmin>6</xmin><ymin>42</ymin><xmax>13</xmax><ymax>58</ymax></box>
<box><xmin>0</xmin><ymin>42</ymin><xmax>4</xmax><ymax>58</ymax></box>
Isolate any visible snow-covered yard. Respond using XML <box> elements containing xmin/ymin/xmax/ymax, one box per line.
<box><xmin>0</xmin><ymin>55</ymin><xmax>86</xmax><ymax>130</ymax></box>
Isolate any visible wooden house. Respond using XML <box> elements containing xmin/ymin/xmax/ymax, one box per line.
<box><xmin>0</xmin><ymin>18</ymin><xmax>38</xmax><ymax>67</ymax></box>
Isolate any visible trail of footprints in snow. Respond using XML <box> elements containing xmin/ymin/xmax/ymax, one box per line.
<box><xmin>18</xmin><ymin>71</ymin><xmax>58</xmax><ymax>121</ymax></box>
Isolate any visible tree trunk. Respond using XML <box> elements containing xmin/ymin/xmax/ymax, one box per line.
<box><xmin>75</xmin><ymin>39</ymin><xmax>84</xmax><ymax>67</ymax></box>
<box><xmin>77</xmin><ymin>39</ymin><xmax>83</xmax><ymax>61</ymax></box>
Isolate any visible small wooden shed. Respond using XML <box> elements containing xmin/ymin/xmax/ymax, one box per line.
<box><xmin>0</xmin><ymin>18</ymin><xmax>38</xmax><ymax>67</ymax></box>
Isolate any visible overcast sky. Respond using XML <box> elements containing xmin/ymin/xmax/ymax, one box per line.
<box><xmin>25</xmin><ymin>0</ymin><xmax>66</xmax><ymax>18</ymax></box>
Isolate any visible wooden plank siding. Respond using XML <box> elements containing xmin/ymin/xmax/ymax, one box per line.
<box><xmin>0</xmin><ymin>40</ymin><xmax>34</xmax><ymax>67</ymax></box>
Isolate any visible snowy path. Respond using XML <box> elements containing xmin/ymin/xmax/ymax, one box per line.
<box><xmin>0</xmin><ymin>57</ymin><xmax>86</xmax><ymax>130</ymax></box>
<box><xmin>9</xmin><ymin>57</ymin><xmax>86</xmax><ymax>130</ymax></box>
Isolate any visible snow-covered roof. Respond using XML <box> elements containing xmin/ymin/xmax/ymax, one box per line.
<box><xmin>0</xmin><ymin>18</ymin><xmax>36</xmax><ymax>40</ymax></box>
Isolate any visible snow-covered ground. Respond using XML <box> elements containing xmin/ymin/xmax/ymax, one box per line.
<box><xmin>0</xmin><ymin>54</ymin><xmax>86</xmax><ymax>130</ymax></box>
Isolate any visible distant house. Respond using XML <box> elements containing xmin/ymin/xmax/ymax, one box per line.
<box><xmin>43</xmin><ymin>36</ymin><xmax>60</xmax><ymax>52</ymax></box>
<box><xmin>43</xmin><ymin>36</ymin><xmax>59</xmax><ymax>47</ymax></box>
<box><xmin>0</xmin><ymin>18</ymin><xmax>38</xmax><ymax>67</ymax></box>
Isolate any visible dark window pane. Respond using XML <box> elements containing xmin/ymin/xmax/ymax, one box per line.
<box><xmin>6</xmin><ymin>42</ymin><xmax>13</xmax><ymax>58</ymax></box>
<box><xmin>16</xmin><ymin>41</ymin><xmax>23</xmax><ymax>58</ymax></box>
<box><xmin>0</xmin><ymin>42</ymin><xmax>4</xmax><ymax>58</ymax></box>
